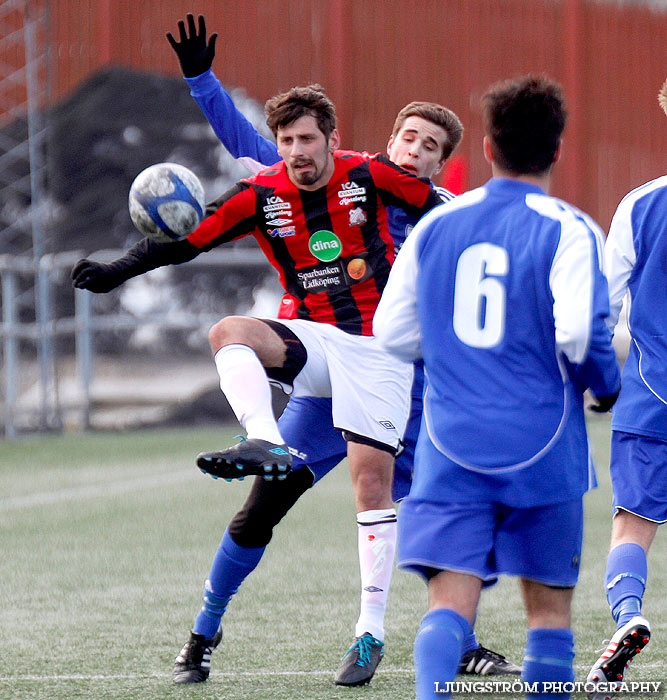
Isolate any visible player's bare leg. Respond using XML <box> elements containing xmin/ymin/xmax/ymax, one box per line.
<box><xmin>428</xmin><ymin>570</ymin><xmax>482</xmax><ymax>622</ymax></box>
<box><xmin>521</xmin><ymin>580</ymin><xmax>572</xmax><ymax>629</ymax></box>
<box><xmin>197</xmin><ymin>316</ymin><xmax>292</xmax><ymax>480</ymax></box>
<box><xmin>347</xmin><ymin>441</ymin><xmax>394</xmax><ymax>512</ymax></box>
<box><xmin>587</xmin><ymin>511</ymin><xmax>656</xmax><ymax>700</ymax></box>
<box><xmin>334</xmin><ymin>442</ymin><xmax>395</xmax><ymax>686</ymax></box>
<box><xmin>610</xmin><ymin>509</ymin><xmax>658</xmax><ymax>551</ymax></box>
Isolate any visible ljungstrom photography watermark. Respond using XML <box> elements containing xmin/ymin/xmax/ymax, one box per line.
<box><xmin>433</xmin><ymin>680</ymin><xmax>663</xmax><ymax>695</ymax></box>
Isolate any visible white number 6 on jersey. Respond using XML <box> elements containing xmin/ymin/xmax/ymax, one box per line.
<box><xmin>453</xmin><ymin>243</ymin><xmax>509</xmax><ymax>348</ymax></box>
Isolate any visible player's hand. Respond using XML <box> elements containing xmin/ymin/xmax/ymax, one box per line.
<box><xmin>588</xmin><ymin>389</ymin><xmax>620</xmax><ymax>413</ymax></box>
<box><xmin>71</xmin><ymin>259</ymin><xmax>127</xmax><ymax>293</ymax></box>
<box><xmin>166</xmin><ymin>14</ymin><xmax>217</xmax><ymax>78</ymax></box>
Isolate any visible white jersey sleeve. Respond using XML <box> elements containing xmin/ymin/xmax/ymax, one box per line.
<box><xmin>604</xmin><ymin>193</ymin><xmax>638</xmax><ymax>333</ymax></box>
<box><xmin>525</xmin><ymin>195</ymin><xmax>604</xmax><ymax>365</ymax></box>
<box><xmin>373</xmin><ymin>219</ymin><xmax>424</xmax><ymax>362</ymax></box>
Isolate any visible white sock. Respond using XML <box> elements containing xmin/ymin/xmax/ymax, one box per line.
<box><xmin>354</xmin><ymin>508</ymin><xmax>397</xmax><ymax>641</ymax></box>
<box><xmin>214</xmin><ymin>344</ymin><xmax>283</xmax><ymax>444</ymax></box>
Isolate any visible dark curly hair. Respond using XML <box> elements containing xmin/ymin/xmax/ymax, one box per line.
<box><xmin>482</xmin><ymin>75</ymin><xmax>566</xmax><ymax>175</ymax></box>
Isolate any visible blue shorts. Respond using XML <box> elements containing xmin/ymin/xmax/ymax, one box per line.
<box><xmin>611</xmin><ymin>430</ymin><xmax>667</xmax><ymax>523</ymax></box>
<box><xmin>278</xmin><ymin>395</ymin><xmax>415</xmax><ymax>502</ymax></box>
<box><xmin>397</xmin><ymin>497</ymin><xmax>583</xmax><ymax>587</ymax></box>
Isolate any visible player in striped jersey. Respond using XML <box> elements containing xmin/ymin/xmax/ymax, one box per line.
<box><xmin>585</xmin><ymin>80</ymin><xmax>667</xmax><ymax>700</ymax></box>
<box><xmin>72</xmin><ymin>83</ymin><xmax>444</xmax><ymax>684</ymax></box>
<box><xmin>163</xmin><ymin>13</ymin><xmax>519</xmax><ymax>685</ymax></box>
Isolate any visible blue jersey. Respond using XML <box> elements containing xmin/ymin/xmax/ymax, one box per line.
<box><xmin>605</xmin><ymin>175</ymin><xmax>667</xmax><ymax>440</ymax></box>
<box><xmin>374</xmin><ymin>177</ymin><xmax>620</xmax><ymax>507</ymax></box>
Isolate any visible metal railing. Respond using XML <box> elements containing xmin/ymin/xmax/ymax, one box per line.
<box><xmin>0</xmin><ymin>248</ymin><xmax>271</xmax><ymax>438</ymax></box>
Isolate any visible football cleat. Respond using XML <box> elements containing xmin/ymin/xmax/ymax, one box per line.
<box><xmin>334</xmin><ymin>632</ymin><xmax>384</xmax><ymax>686</ymax></box>
<box><xmin>458</xmin><ymin>645</ymin><xmax>522</xmax><ymax>676</ymax></box>
<box><xmin>586</xmin><ymin>615</ymin><xmax>651</xmax><ymax>700</ymax></box>
<box><xmin>173</xmin><ymin>628</ymin><xmax>223</xmax><ymax>684</ymax></box>
<box><xmin>196</xmin><ymin>437</ymin><xmax>292</xmax><ymax>481</ymax></box>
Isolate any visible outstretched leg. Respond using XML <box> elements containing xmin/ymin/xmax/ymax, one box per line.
<box><xmin>198</xmin><ymin>317</ymin><xmax>306</xmax><ymax>479</ymax></box>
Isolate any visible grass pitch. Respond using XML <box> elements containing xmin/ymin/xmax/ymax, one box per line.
<box><xmin>0</xmin><ymin>417</ymin><xmax>665</xmax><ymax>700</ymax></box>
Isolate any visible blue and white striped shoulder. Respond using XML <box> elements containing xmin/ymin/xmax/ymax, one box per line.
<box><xmin>435</xmin><ymin>185</ymin><xmax>456</xmax><ymax>202</ymax></box>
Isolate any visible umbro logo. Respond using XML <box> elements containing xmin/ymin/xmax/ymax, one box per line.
<box><xmin>363</xmin><ymin>586</ymin><xmax>384</xmax><ymax>593</ymax></box>
<box><xmin>269</xmin><ymin>447</ymin><xmax>290</xmax><ymax>455</ymax></box>
<box><xmin>266</xmin><ymin>218</ymin><xmax>292</xmax><ymax>226</ymax></box>
<box><xmin>378</xmin><ymin>420</ymin><xmax>396</xmax><ymax>430</ymax></box>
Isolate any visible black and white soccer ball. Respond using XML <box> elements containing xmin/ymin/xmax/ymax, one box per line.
<box><xmin>128</xmin><ymin>162</ymin><xmax>206</xmax><ymax>243</ymax></box>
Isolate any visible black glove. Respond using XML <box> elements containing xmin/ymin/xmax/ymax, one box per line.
<box><xmin>72</xmin><ymin>238</ymin><xmax>200</xmax><ymax>293</ymax></box>
<box><xmin>589</xmin><ymin>389</ymin><xmax>620</xmax><ymax>413</ymax></box>
<box><xmin>71</xmin><ymin>259</ymin><xmax>129</xmax><ymax>293</ymax></box>
<box><xmin>166</xmin><ymin>14</ymin><xmax>217</xmax><ymax>78</ymax></box>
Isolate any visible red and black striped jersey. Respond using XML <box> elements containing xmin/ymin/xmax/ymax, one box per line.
<box><xmin>188</xmin><ymin>151</ymin><xmax>441</xmax><ymax>335</ymax></box>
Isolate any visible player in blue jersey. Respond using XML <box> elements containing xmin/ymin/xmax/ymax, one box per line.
<box><xmin>585</xmin><ymin>80</ymin><xmax>667</xmax><ymax>700</ymax></box>
<box><xmin>374</xmin><ymin>75</ymin><xmax>621</xmax><ymax>700</ymax></box>
<box><xmin>164</xmin><ymin>14</ymin><xmax>518</xmax><ymax>687</ymax></box>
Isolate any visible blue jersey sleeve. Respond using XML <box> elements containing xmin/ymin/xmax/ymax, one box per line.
<box><xmin>185</xmin><ymin>69</ymin><xmax>280</xmax><ymax>166</ymax></box>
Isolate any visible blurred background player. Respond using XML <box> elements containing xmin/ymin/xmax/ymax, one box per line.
<box><xmin>585</xmin><ymin>78</ymin><xmax>667</xmax><ymax>700</ymax></box>
<box><xmin>166</xmin><ymin>13</ymin><xmax>520</xmax><ymax>685</ymax></box>
<box><xmin>374</xmin><ymin>75</ymin><xmax>621</xmax><ymax>699</ymax></box>
<box><xmin>72</xmin><ymin>83</ymin><xmax>443</xmax><ymax>686</ymax></box>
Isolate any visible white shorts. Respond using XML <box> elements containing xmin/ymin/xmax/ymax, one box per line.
<box><xmin>273</xmin><ymin>319</ymin><xmax>413</xmax><ymax>450</ymax></box>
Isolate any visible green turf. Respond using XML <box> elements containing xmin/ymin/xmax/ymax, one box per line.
<box><xmin>0</xmin><ymin>418</ymin><xmax>665</xmax><ymax>699</ymax></box>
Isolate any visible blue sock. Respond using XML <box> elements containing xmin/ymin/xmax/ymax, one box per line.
<box><xmin>605</xmin><ymin>543</ymin><xmax>646</xmax><ymax>629</ymax></box>
<box><xmin>461</xmin><ymin>625</ymin><xmax>479</xmax><ymax>655</ymax></box>
<box><xmin>523</xmin><ymin>628</ymin><xmax>574</xmax><ymax>699</ymax></box>
<box><xmin>442</xmin><ymin>602</ymin><xmax>478</xmax><ymax>658</ymax></box>
<box><xmin>193</xmin><ymin>528</ymin><xmax>266</xmax><ymax>638</ymax></box>
<box><xmin>414</xmin><ymin>608</ymin><xmax>471</xmax><ymax>700</ymax></box>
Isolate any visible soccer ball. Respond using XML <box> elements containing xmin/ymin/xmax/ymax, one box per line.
<box><xmin>128</xmin><ymin>162</ymin><xmax>206</xmax><ymax>242</ymax></box>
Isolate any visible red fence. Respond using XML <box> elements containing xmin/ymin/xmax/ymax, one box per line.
<box><xmin>7</xmin><ymin>0</ymin><xmax>667</xmax><ymax>229</ymax></box>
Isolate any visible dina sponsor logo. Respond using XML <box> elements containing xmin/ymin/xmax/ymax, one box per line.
<box><xmin>308</xmin><ymin>230</ymin><xmax>342</xmax><ymax>262</ymax></box>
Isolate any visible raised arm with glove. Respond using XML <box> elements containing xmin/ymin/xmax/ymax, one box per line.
<box><xmin>166</xmin><ymin>14</ymin><xmax>217</xmax><ymax>78</ymax></box>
